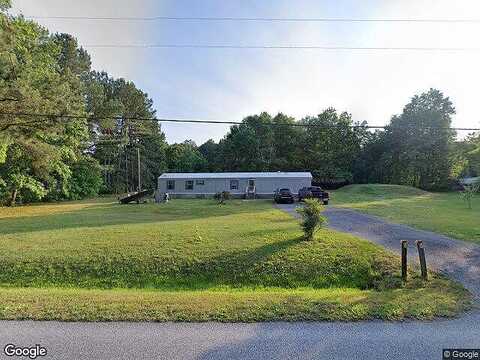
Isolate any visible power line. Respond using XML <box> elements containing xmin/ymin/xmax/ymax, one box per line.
<box><xmin>81</xmin><ymin>44</ymin><xmax>480</xmax><ymax>52</ymax></box>
<box><xmin>23</xmin><ymin>15</ymin><xmax>480</xmax><ymax>24</ymax></box>
<box><xmin>1</xmin><ymin>112</ymin><xmax>479</xmax><ymax>131</ymax></box>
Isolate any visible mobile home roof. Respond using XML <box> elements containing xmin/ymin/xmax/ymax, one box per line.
<box><xmin>159</xmin><ymin>172</ymin><xmax>312</xmax><ymax>179</ymax></box>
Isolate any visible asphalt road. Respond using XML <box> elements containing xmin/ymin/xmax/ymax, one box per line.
<box><xmin>1</xmin><ymin>205</ymin><xmax>478</xmax><ymax>360</ymax></box>
<box><xmin>1</xmin><ymin>316</ymin><xmax>479</xmax><ymax>360</ymax></box>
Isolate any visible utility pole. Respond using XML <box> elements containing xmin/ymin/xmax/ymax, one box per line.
<box><xmin>124</xmin><ymin>124</ymin><xmax>130</xmax><ymax>193</ymax></box>
<box><xmin>125</xmin><ymin>147</ymin><xmax>129</xmax><ymax>193</ymax></box>
<box><xmin>137</xmin><ymin>147</ymin><xmax>141</xmax><ymax>191</ymax></box>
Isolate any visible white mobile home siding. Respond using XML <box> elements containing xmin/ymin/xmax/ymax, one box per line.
<box><xmin>157</xmin><ymin>172</ymin><xmax>312</xmax><ymax>198</ymax></box>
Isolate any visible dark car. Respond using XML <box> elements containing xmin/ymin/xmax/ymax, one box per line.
<box><xmin>298</xmin><ymin>186</ymin><xmax>329</xmax><ymax>205</ymax></box>
<box><xmin>274</xmin><ymin>188</ymin><xmax>295</xmax><ymax>204</ymax></box>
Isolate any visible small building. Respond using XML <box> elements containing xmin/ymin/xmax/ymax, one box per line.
<box><xmin>157</xmin><ymin>172</ymin><xmax>312</xmax><ymax>199</ymax></box>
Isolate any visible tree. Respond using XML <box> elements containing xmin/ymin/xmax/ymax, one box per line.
<box><xmin>139</xmin><ymin>132</ymin><xmax>168</xmax><ymax>190</ymax></box>
<box><xmin>215</xmin><ymin>112</ymin><xmax>304</xmax><ymax>172</ymax></box>
<box><xmin>0</xmin><ymin>15</ymin><xmax>88</xmax><ymax>205</ymax></box>
<box><xmin>452</xmin><ymin>133</ymin><xmax>480</xmax><ymax>178</ymax></box>
<box><xmin>299</xmin><ymin>109</ymin><xmax>365</xmax><ymax>184</ymax></box>
<box><xmin>385</xmin><ymin>89</ymin><xmax>456</xmax><ymax>190</ymax></box>
<box><xmin>0</xmin><ymin>142</ymin><xmax>48</xmax><ymax>205</ymax></box>
<box><xmin>218</xmin><ymin>112</ymin><xmax>275</xmax><ymax>171</ymax></box>
<box><xmin>68</xmin><ymin>156</ymin><xmax>103</xmax><ymax>199</ymax></box>
<box><xmin>0</xmin><ymin>0</ymin><xmax>10</xmax><ymax>11</ymax></box>
<box><xmin>271</xmin><ymin>113</ymin><xmax>302</xmax><ymax>170</ymax></box>
<box><xmin>198</xmin><ymin>139</ymin><xmax>220</xmax><ymax>171</ymax></box>
<box><xmin>353</xmin><ymin>131</ymin><xmax>392</xmax><ymax>184</ymax></box>
<box><xmin>166</xmin><ymin>141</ymin><xmax>207</xmax><ymax>172</ymax></box>
<box><xmin>53</xmin><ymin>33</ymin><xmax>91</xmax><ymax>76</ymax></box>
<box><xmin>85</xmin><ymin>71</ymin><xmax>168</xmax><ymax>193</ymax></box>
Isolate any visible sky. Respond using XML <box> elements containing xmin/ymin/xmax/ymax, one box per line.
<box><xmin>9</xmin><ymin>0</ymin><xmax>480</xmax><ymax>144</ymax></box>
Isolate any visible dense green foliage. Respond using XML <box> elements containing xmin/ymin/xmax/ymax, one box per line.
<box><xmin>451</xmin><ymin>132</ymin><xmax>480</xmax><ymax>179</ymax></box>
<box><xmin>0</xmin><ymin>11</ymin><xmax>89</xmax><ymax>205</ymax></box>
<box><xmin>297</xmin><ymin>198</ymin><xmax>327</xmax><ymax>240</ymax></box>
<box><xmin>68</xmin><ymin>157</ymin><xmax>104</xmax><ymax>199</ymax></box>
<box><xmin>0</xmin><ymin>198</ymin><xmax>470</xmax><ymax>321</ymax></box>
<box><xmin>199</xmin><ymin>111</ymin><xmax>366</xmax><ymax>184</ymax></box>
<box><xmin>333</xmin><ymin>184</ymin><xmax>480</xmax><ymax>243</ymax></box>
<box><xmin>0</xmin><ymin>6</ymin><xmax>168</xmax><ymax>204</ymax></box>
<box><xmin>192</xmin><ymin>89</ymin><xmax>475</xmax><ymax>191</ymax></box>
<box><xmin>355</xmin><ymin>89</ymin><xmax>457</xmax><ymax>190</ymax></box>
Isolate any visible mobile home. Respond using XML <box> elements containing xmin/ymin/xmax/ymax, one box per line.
<box><xmin>157</xmin><ymin>172</ymin><xmax>312</xmax><ymax>199</ymax></box>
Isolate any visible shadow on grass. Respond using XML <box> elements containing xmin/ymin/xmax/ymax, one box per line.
<box><xmin>0</xmin><ymin>200</ymin><xmax>277</xmax><ymax>235</ymax></box>
<box><xmin>0</xmin><ymin>235</ymin><xmax>310</xmax><ymax>290</ymax></box>
<box><xmin>172</xmin><ymin>236</ymin><xmax>305</xmax><ymax>288</ymax></box>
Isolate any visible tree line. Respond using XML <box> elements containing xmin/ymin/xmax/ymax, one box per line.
<box><xmin>1</xmin><ymin>1</ymin><xmax>479</xmax><ymax>205</ymax></box>
<box><xmin>189</xmin><ymin>91</ymin><xmax>479</xmax><ymax>192</ymax></box>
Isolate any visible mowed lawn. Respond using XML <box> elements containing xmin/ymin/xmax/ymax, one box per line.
<box><xmin>0</xmin><ymin>198</ymin><xmax>471</xmax><ymax>321</ymax></box>
<box><xmin>332</xmin><ymin>184</ymin><xmax>480</xmax><ymax>244</ymax></box>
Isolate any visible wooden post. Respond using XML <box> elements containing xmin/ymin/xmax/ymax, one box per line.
<box><xmin>416</xmin><ymin>240</ymin><xmax>428</xmax><ymax>281</ymax></box>
<box><xmin>401</xmin><ymin>240</ymin><xmax>408</xmax><ymax>282</ymax></box>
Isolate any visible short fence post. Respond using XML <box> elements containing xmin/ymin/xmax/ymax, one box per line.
<box><xmin>416</xmin><ymin>240</ymin><xmax>428</xmax><ymax>281</ymax></box>
<box><xmin>401</xmin><ymin>240</ymin><xmax>408</xmax><ymax>282</ymax></box>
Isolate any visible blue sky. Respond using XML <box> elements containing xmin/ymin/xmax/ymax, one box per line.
<box><xmin>11</xmin><ymin>0</ymin><xmax>480</xmax><ymax>143</ymax></box>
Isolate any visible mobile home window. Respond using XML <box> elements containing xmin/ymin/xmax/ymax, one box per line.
<box><xmin>185</xmin><ymin>180</ymin><xmax>194</xmax><ymax>190</ymax></box>
<box><xmin>167</xmin><ymin>180</ymin><xmax>175</xmax><ymax>190</ymax></box>
<box><xmin>230</xmin><ymin>180</ymin><xmax>239</xmax><ymax>190</ymax></box>
<box><xmin>195</xmin><ymin>180</ymin><xmax>205</xmax><ymax>186</ymax></box>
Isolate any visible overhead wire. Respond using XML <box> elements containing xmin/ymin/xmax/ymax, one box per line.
<box><xmin>77</xmin><ymin>44</ymin><xmax>480</xmax><ymax>52</ymax></box>
<box><xmin>1</xmin><ymin>111</ymin><xmax>479</xmax><ymax>131</ymax></box>
<box><xmin>15</xmin><ymin>14</ymin><xmax>480</xmax><ymax>52</ymax></box>
<box><xmin>22</xmin><ymin>15</ymin><xmax>480</xmax><ymax>24</ymax></box>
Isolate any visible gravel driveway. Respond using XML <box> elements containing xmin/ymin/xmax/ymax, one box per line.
<box><xmin>277</xmin><ymin>203</ymin><xmax>480</xmax><ymax>298</ymax></box>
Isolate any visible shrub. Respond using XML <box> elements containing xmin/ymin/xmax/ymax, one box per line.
<box><xmin>461</xmin><ymin>183</ymin><xmax>479</xmax><ymax>209</ymax></box>
<box><xmin>296</xmin><ymin>198</ymin><xmax>327</xmax><ymax>241</ymax></box>
<box><xmin>214</xmin><ymin>191</ymin><xmax>231</xmax><ymax>204</ymax></box>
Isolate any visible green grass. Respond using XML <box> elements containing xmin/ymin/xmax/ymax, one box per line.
<box><xmin>0</xmin><ymin>198</ymin><xmax>472</xmax><ymax>321</ymax></box>
<box><xmin>332</xmin><ymin>184</ymin><xmax>480</xmax><ymax>243</ymax></box>
<box><xmin>0</xmin><ymin>279</ymin><xmax>469</xmax><ymax>322</ymax></box>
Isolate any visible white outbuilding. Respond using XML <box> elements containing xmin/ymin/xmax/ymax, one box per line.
<box><xmin>157</xmin><ymin>172</ymin><xmax>312</xmax><ymax>199</ymax></box>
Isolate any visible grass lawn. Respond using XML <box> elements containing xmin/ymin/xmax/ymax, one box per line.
<box><xmin>0</xmin><ymin>198</ymin><xmax>471</xmax><ymax>321</ymax></box>
<box><xmin>332</xmin><ymin>184</ymin><xmax>480</xmax><ymax>244</ymax></box>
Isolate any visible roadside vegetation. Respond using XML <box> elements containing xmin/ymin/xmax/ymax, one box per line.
<box><xmin>333</xmin><ymin>184</ymin><xmax>480</xmax><ymax>243</ymax></box>
<box><xmin>0</xmin><ymin>198</ymin><xmax>471</xmax><ymax>321</ymax></box>
<box><xmin>0</xmin><ymin>279</ymin><xmax>468</xmax><ymax>322</ymax></box>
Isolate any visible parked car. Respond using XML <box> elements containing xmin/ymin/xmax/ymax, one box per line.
<box><xmin>274</xmin><ymin>188</ymin><xmax>295</xmax><ymax>204</ymax></box>
<box><xmin>298</xmin><ymin>186</ymin><xmax>329</xmax><ymax>205</ymax></box>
